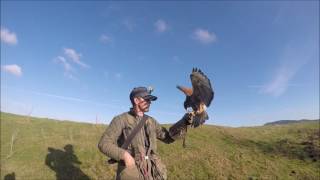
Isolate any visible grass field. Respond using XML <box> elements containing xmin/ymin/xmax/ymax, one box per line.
<box><xmin>1</xmin><ymin>112</ymin><xmax>319</xmax><ymax>180</ymax></box>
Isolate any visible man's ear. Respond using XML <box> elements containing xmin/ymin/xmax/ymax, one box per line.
<box><xmin>133</xmin><ymin>97</ymin><xmax>140</xmax><ymax>105</ymax></box>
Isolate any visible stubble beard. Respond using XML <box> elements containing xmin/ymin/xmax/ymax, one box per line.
<box><xmin>142</xmin><ymin>105</ymin><xmax>150</xmax><ymax>112</ymax></box>
<box><xmin>140</xmin><ymin>103</ymin><xmax>150</xmax><ymax>112</ymax></box>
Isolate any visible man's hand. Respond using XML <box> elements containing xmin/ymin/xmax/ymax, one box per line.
<box><xmin>123</xmin><ymin>151</ymin><xmax>135</xmax><ymax>167</ymax></box>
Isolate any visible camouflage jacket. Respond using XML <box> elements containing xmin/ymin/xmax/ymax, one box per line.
<box><xmin>98</xmin><ymin>110</ymin><xmax>176</xmax><ymax>180</ymax></box>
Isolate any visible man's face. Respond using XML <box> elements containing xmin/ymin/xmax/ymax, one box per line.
<box><xmin>135</xmin><ymin>97</ymin><xmax>151</xmax><ymax>112</ymax></box>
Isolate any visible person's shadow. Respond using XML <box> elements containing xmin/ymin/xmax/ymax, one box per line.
<box><xmin>45</xmin><ymin>144</ymin><xmax>90</xmax><ymax>180</ymax></box>
<box><xmin>4</xmin><ymin>172</ymin><xmax>15</xmax><ymax>180</ymax></box>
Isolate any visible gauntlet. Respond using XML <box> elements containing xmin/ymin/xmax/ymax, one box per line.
<box><xmin>168</xmin><ymin>113</ymin><xmax>194</xmax><ymax>141</ymax></box>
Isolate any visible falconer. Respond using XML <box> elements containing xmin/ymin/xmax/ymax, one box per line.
<box><xmin>98</xmin><ymin>86</ymin><xmax>192</xmax><ymax>180</ymax></box>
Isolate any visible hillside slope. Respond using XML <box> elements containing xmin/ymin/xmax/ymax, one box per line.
<box><xmin>264</xmin><ymin>119</ymin><xmax>319</xmax><ymax>126</ymax></box>
<box><xmin>1</xmin><ymin>112</ymin><xmax>319</xmax><ymax>180</ymax></box>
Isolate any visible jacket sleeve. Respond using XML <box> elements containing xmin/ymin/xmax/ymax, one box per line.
<box><xmin>155</xmin><ymin>120</ymin><xmax>175</xmax><ymax>144</ymax></box>
<box><xmin>98</xmin><ymin>116</ymin><xmax>126</xmax><ymax>161</ymax></box>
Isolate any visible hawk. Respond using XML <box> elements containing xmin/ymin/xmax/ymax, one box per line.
<box><xmin>177</xmin><ymin>68</ymin><xmax>214</xmax><ymax>127</ymax></box>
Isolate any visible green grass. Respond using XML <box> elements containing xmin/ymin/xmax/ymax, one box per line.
<box><xmin>1</xmin><ymin>112</ymin><xmax>319</xmax><ymax>180</ymax></box>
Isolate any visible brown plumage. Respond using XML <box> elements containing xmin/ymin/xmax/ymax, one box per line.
<box><xmin>177</xmin><ymin>68</ymin><xmax>214</xmax><ymax>127</ymax></box>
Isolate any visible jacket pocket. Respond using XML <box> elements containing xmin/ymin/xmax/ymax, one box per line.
<box><xmin>151</xmin><ymin>155</ymin><xmax>167</xmax><ymax>180</ymax></box>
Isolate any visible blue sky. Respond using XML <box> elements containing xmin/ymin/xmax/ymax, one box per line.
<box><xmin>1</xmin><ymin>1</ymin><xmax>319</xmax><ymax>127</ymax></box>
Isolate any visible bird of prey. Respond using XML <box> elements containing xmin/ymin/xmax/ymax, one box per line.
<box><xmin>177</xmin><ymin>68</ymin><xmax>214</xmax><ymax>127</ymax></box>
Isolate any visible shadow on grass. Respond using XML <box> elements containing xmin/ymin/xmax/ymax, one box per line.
<box><xmin>45</xmin><ymin>144</ymin><xmax>90</xmax><ymax>180</ymax></box>
<box><xmin>4</xmin><ymin>172</ymin><xmax>15</xmax><ymax>180</ymax></box>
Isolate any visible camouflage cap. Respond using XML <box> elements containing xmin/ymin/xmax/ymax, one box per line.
<box><xmin>130</xmin><ymin>86</ymin><xmax>157</xmax><ymax>102</ymax></box>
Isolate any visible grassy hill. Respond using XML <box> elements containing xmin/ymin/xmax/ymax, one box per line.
<box><xmin>1</xmin><ymin>112</ymin><xmax>319</xmax><ymax>180</ymax></box>
<box><xmin>264</xmin><ymin>119</ymin><xmax>319</xmax><ymax>126</ymax></box>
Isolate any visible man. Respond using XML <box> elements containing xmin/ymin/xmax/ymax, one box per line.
<box><xmin>98</xmin><ymin>86</ymin><xmax>192</xmax><ymax>180</ymax></box>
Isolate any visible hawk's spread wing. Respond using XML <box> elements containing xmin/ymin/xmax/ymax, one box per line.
<box><xmin>174</xmin><ymin>68</ymin><xmax>215</xmax><ymax>148</ymax></box>
<box><xmin>190</xmin><ymin>68</ymin><xmax>214</xmax><ymax>108</ymax></box>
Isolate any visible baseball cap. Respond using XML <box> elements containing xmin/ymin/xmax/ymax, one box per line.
<box><xmin>130</xmin><ymin>86</ymin><xmax>157</xmax><ymax>102</ymax></box>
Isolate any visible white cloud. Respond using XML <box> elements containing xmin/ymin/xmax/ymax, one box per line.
<box><xmin>123</xmin><ymin>19</ymin><xmax>136</xmax><ymax>31</ymax></box>
<box><xmin>259</xmin><ymin>41</ymin><xmax>316</xmax><ymax>97</ymax></box>
<box><xmin>3</xmin><ymin>86</ymin><xmax>123</xmax><ymax>110</ymax></box>
<box><xmin>64</xmin><ymin>48</ymin><xmax>81</xmax><ymax>61</ymax></box>
<box><xmin>1</xmin><ymin>27</ymin><xmax>18</xmax><ymax>45</ymax></box>
<box><xmin>260</xmin><ymin>65</ymin><xmax>307</xmax><ymax>97</ymax></box>
<box><xmin>54</xmin><ymin>56</ymin><xmax>77</xmax><ymax>80</ymax></box>
<box><xmin>192</xmin><ymin>28</ymin><xmax>217</xmax><ymax>44</ymax></box>
<box><xmin>114</xmin><ymin>73</ymin><xmax>122</xmax><ymax>79</ymax></box>
<box><xmin>54</xmin><ymin>48</ymin><xmax>90</xmax><ymax>80</ymax></box>
<box><xmin>103</xmin><ymin>71</ymin><xmax>123</xmax><ymax>81</ymax></box>
<box><xmin>1</xmin><ymin>64</ymin><xmax>22</xmax><ymax>77</ymax></box>
<box><xmin>100</xmin><ymin>34</ymin><xmax>111</xmax><ymax>44</ymax></box>
<box><xmin>260</xmin><ymin>68</ymin><xmax>294</xmax><ymax>97</ymax></box>
<box><xmin>64</xmin><ymin>48</ymin><xmax>89</xmax><ymax>68</ymax></box>
<box><xmin>104</xmin><ymin>71</ymin><xmax>123</xmax><ymax>80</ymax></box>
<box><xmin>154</xmin><ymin>19</ymin><xmax>168</xmax><ymax>33</ymax></box>
<box><xmin>55</xmin><ymin>56</ymin><xmax>73</xmax><ymax>72</ymax></box>
<box><xmin>172</xmin><ymin>56</ymin><xmax>182</xmax><ymax>64</ymax></box>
